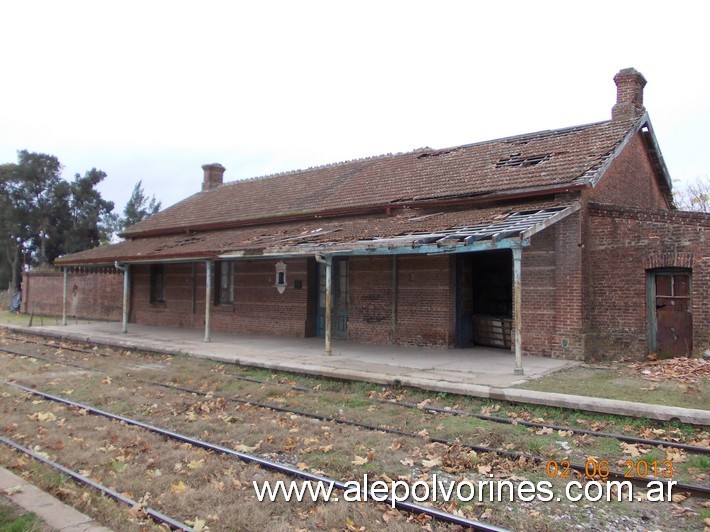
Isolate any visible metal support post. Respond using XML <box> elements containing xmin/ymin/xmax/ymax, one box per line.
<box><xmin>324</xmin><ymin>256</ymin><xmax>333</xmax><ymax>355</ymax></box>
<box><xmin>122</xmin><ymin>264</ymin><xmax>130</xmax><ymax>333</ymax></box>
<box><xmin>205</xmin><ymin>260</ymin><xmax>212</xmax><ymax>342</ymax></box>
<box><xmin>512</xmin><ymin>247</ymin><xmax>524</xmax><ymax>375</ymax></box>
<box><xmin>62</xmin><ymin>267</ymin><xmax>68</xmax><ymax>326</ymax></box>
<box><xmin>391</xmin><ymin>255</ymin><xmax>398</xmax><ymax>343</ymax></box>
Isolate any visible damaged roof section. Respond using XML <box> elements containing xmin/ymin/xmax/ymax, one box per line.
<box><xmin>495</xmin><ymin>153</ymin><xmax>552</xmax><ymax>168</ymax></box>
<box><xmin>276</xmin><ymin>204</ymin><xmax>579</xmax><ymax>255</ymax></box>
<box><xmin>55</xmin><ymin>201</ymin><xmax>579</xmax><ymax>265</ymax></box>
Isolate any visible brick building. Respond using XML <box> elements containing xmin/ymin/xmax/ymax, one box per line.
<box><xmin>54</xmin><ymin>69</ymin><xmax>709</xmax><ymax>366</ymax></box>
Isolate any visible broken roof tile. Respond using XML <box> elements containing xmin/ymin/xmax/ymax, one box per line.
<box><xmin>119</xmin><ymin>117</ymin><xmax>641</xmax><ymax>239</ymax></box>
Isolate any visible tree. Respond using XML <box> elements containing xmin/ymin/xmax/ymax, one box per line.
<box><xmin>122</xmin><ymin>180</ymin><xmax>161</xmax><ymax>231</ymax></box>
<box><xmin>0</xmin><ymin>150</ymin><xmax>116</xmax><ymax>290</ymax></box>
<box><xmin>674</xmin><ymin>175</ymin><xmax>710</xmax><ymax>213</ymax></box>
<box><xmin>63</xmin><ymin>169</ymin><xmax>115</xmax><ymax>254</ymax></box>
<box><xmin>0</xmin><ymin>169</ymin><xmax>21</xmax><ymax>291</ymax></box>
<box><xmin>0</xmin><ymin>151</ymin><xmax>64</xmax><ymax>290</ymax></box>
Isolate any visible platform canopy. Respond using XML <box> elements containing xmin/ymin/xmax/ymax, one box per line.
<box><xmin>55</xmin><ymin>201</ymin><xmax>581</xmax><ymax>266</ymax></box>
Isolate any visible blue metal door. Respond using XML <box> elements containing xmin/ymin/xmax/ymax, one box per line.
<box><xmin>456</xmin><ymin>255</ymin><xmax>474</xmax><ymax>347</ymax></box>
<box><xmin>315</xmin><ymin>259</ymin><xmax>348</xmax><ymax>339</ymax></box>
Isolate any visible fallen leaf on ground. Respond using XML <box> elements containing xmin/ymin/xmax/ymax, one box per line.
<box><xmin>234</xmin><ymin>441</ymin><xmax>261</xmax><ymax>453</ymax></box>
<box><xmin>29</xmin><ymin>412</ymin><xmax>56</xmax><ymax>422</ymax></box>
<box><xmin>421</xmin><ymin>458</ymin><xmax>442</xmax><ymax>468</ymax></box>
<box><xmin>170</xmin><ymin>480</ymin><xmax>187</xmax><ymax>494</ymax></box>
<box><xmin>620</xmin><ymin>442</ymin><xmax>647</xmax><ymax>457</ymax></box>
<box><xmin>671</xmin><ymin>492</ymin><xmax>690</xmax><ymax>504</ymax></box>
<box><xmin>187</xmin><ymin>459</ymin><xmax>204</xmax><ymax>470</ymax></box>
<box><xmin>0</xmin><ymin>486</ymin><xmax>23</xmax><ymax>495</ymax></box>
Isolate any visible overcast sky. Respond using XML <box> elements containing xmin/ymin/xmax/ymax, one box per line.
<box><xmin>1</xmin><ymin>1</ymin><xmax>708</xmax><ymax>212</ymax></box>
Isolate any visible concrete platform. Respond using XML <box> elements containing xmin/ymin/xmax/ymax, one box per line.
<box><xmin>9</xmin><ymin>321</ymin><xmax>573</xmax><ymax>388</ymax></box>
<box><xmin>4</xmin><ymin>321</ymin><xmax>710</xmax><ymax>425</ymax></box>
<box><xmin>0</xmin><ymin>467</ymin><xmax>112</xmax><ymax>532</ymax></box>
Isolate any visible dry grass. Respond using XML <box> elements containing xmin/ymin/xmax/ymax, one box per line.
<box><xmin>0</xmin><ymin>389</ymin><xmax>430</xmax><ymax>531</ymax></box>
<box><xmin>515</xmin><ymin>364</ymin><xmax>710</xmax><ymax>410</ymax></box>
<box><xmin>0</xmin><ymin>330</ymin><xmax>709</xmax><ymax>531</ymax></box>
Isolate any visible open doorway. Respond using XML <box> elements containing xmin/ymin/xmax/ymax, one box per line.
<box><xmin>456</xmin><ymin>250</ymin><xmax>513</xmax><ymax>348</ymax></box>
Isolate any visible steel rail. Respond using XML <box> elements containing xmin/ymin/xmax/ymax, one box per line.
<box><xmin>0</xmin><ymin>339</ymin><xmax>313</xmax><ymax>390</ymax></box>
<box><xmin>6</xmin><ymin>376</ymin><xmax>708</xmax><ymax>499</ymax></box>
<box><xmin>384</xmin><ymin>401</ymin><xmax>710</xmax><ymax>455</ymax></box>
<box><xmin>150</xmin><ymin>382</ymin><xmax>710</xmax><ymax>498</ymax></box>
<box><xmin>0</xmin><ymin>346</ymin><xmax>95</xmax><ymax>371</ymax></box>
<box><xmin>1</xmin><ymin>334</ymin><xmax>109</xmax><ymax>357</ymax></box>
<box><xmin>2</xmin><ymin>341</ymin><xmax>709</xmax><ymax>457</ymax></box>
<box><xmin>0</xmin><ymin>435</ymin><xmax>193</xmax><ymax>531</ymax></box>
<box><xmin>1</xmin><ymin>380</ymin><xmax>509</xmax><ymax>531</ymax></box>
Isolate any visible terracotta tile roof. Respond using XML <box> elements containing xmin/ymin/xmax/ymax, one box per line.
<box><xmin>56</xmin><ymin>200</ymin><xmax>569</xmax><ymax>265</ymax></box>
<box><xmin>121</xmin><ymin>117</ymin><xmax>640</xmax><ymax>238</ymax></box>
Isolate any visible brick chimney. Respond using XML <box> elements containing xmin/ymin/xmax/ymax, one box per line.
<box><xmin>612</xmin><ymin>68</ymin><xmax>647</xmax><ymax>121</ymax></box>
<box><xmin>201</xmin><ymin>163</ymin><xmax>225</xmax><ymax>191</ymax></box>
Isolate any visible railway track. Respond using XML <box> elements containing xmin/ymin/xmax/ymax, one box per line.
<box><xmin>1</xmin><ymin>380</ymin><xmax>507</xmax><ymax>531</ymax></box>
<box><xmin>1</xmin><ymin>337</ymin><xmax>708</xmax><ymax>494</ymax></box>
<box><xmin>1</xmin><ymin>336</ymin><xmax>708</xmax><ymax>455</ymax></box>
<box><xmin>0</xmin><ymin>434</ymin><xmax>193</xmax><ymax>531</ymax></box>
<box><xmin>2</xmin><ymin>331</ymin><xmax>709</xmax><ymax>530</ymax></box>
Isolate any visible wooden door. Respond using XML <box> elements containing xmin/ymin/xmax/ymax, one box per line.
<box><xmin>653</xmin><ymin>272</ymin><xmax>692</xmax><ymax>358</ymax></box>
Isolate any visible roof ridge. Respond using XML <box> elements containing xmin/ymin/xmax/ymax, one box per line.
<box><xmin>217</xmin><ymin>119</ymin><xmax>621</xmax><ymax>189</ymax></box>
<box><xmin>219</xmin><ymin>148</ymin><xmax>433</xmax><ymax>188</ymax></box>
<box><xmin>120</xmin><ymin>115</ymin><xmax>643</xmax><ymax>240</ymax></box>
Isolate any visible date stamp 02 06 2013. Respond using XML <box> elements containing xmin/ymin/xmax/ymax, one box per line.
<box><xmin>545</xmin><ymin>458</ymin><xmax>675</xmax><ymax>480</ymax></box>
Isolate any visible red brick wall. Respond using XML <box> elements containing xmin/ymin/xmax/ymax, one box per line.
<box><xmin>130</xmin><ymin>259</ymin><xmax>311</xmax><ymax>337</ymax></box>
<box><xmin>589</xmin><ymin>132</ymin><xmax>669</xmax><ymax>209</ymax></box>
<box><xmin>131</xmin><ymin>263</ymin><xmax>200</xmax><ymax>329</ymax></box>
<box><xmin>552</xmin><ymin>211</ymin><xmax>586</xmax><ymax>358</ymax></box>
<box><xmin>520</xmin><ymin>225</ymin><xmax>557</xmax><ymax>357</ymax></box>
<box><xmin>588</xmin><ymin>204</ymin><xmax>710</xmax><ymax>359</ymax></box>
<box><xmin>22</xmin><ymin>269</ymin><xmax>123</xmax><ymax>321</ymax></box>
<box><xmin>128</xmin><ymin>255</ymin><xmax>456</xmax><ymax>347</ymax></box>
<box><xmin>347</xmin><ymin>257</ymin><xmax>394</xmax><ymax>344</ymax></box>
<box><xmin>518</xmin><ymin>212</ymin><xmax>586</xmax><ymax>360</ymax></box>
<box><xmin>348</xmin><ymin>255</ymin><xmax>454</xmax><ymax>347</ymax></box>
<box><xmin>394</xmin><ymin>255</ymin><xmax>453</xmax><ymax>347</ymax></box>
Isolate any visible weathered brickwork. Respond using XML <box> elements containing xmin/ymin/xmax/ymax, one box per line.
<box><xmin>27</xmin><ymin>201</ymin><xmax>707</xmax><ymax>363</ymax></box>
<box><xmin>347</xmin><ymin>257</ymin><xmax>394</xmax><ymax>345</ymax></box>
<box><xmin>27</xmin><ymin>125</ymin><xmax>706</xmax><ymax>360</ymax></box>
<box><xmin>21</xmin><ymin>269</ymin><xmax>123</xmax><ymax>321</ymax></box>
<box><xmin>394</xmin><ymin>255</ymin><xmax>454</xmax><ymax>347</ymax></box>
<box><xmin>590</xmin><ymin>133</ymin><xmax>668</xmax><ymax>209</ymax></box>
<box><xmin>126</xmin><ymin>254</ymin><xmax>458</xmax><ymax>348</ymax></box>
<box><xmin>588</xmin><ymin>204</ymin><xmax>710</xmax><ymax>359</ymax></box>
<box><xmin>130</xmin><ymin>259</ymin><xmax>312</xmax><ymax>337</ymax></box>
<box><xmin>520</xmin><ymin>225</ymin><xmax>558</xmax><ymax>357</ymax></box>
